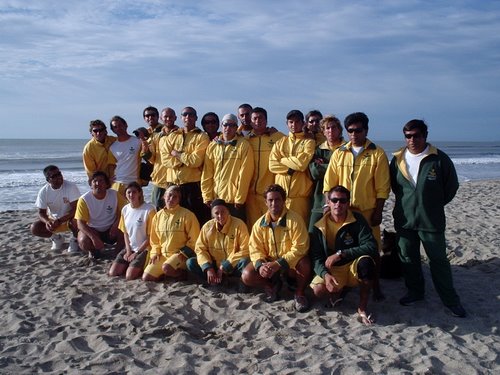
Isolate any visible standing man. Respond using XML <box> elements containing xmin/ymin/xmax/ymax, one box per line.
<box><xmin>31</xmin><ymin>165</ymin><xmax>81</xmax><ymax>252</ymax></box>
<box><xmin>143</xmin><ymin>106</ymin><xmax>163</xmax><ymax>134</ymax></box>
<box><xmin>245</xmin><ymin>107</ymin><xmax>284</xmax><ymax>227</ymax></box>
<box><xmin>82</xmin><ymin>120</ymin><xmax>116</xmax><ymax>183</ymax></box>
<box><xmin>305</xmin><ymin>109</ymin><xmax>326</xmax><ymax>146</ymax></box>
<box><xmin>310</xmin><ymin>186</ymin><xmax>378</xmax><ymax>326</ymax></box>
<box><xmin>145</xmin><ymin>107</ymin><xmax>179</xmax><ymax>210</ymax></box>
<box><xmin>109</xmin><ymin>116</ymin><xmax>141</xmax><ymax>196</ymax></box>
<box><xmin>390</xmin><ymin>119</ymin><xmax>466</xmax><ymax>317</ymax></box>
<box><xmin>241</xmin><ymin>184</ymin><xmax>311</xmax><ymax>312</ymax></box>
<box><xmin>75</xmin><ymin>171</ymin><xmax>126</xmax><ymax>259</ymax></box>
<box><xmin>237</xmin><ymin>103</ymin><xmax>253</xmax><ymax>136</ymax></box>
<box><xmin>323</xmin><ymin>112</ymin><xmax>390</xmax><ymax>300</ymax></box>
<box><xmin>162</xmin><ymin>106</ymin><xmax>210</xmax><ymax>224</ymax></box>
<box><xmin>269</xmin><ymin>109</ymin><xmax>315</xmax><ymax>223</ymax></box>
<box><xmin>202</xmin><ymin>114</ymin><xmax>254</xmax><ymax>222</ymax></box>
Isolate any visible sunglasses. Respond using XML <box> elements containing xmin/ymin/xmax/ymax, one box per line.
<box><xmin>92</xmin><ymin>128</ymin><xmax>106</xmax><ymax>133</ymax></box>
<box><xmin>404</xmin><ymin>133</ymin><xmax>423</xmax><ymax>139</ymax></box>
<box><xmin>203</xmin><ymin>119</ymin><xmax>218</xmax><ymax>125</ymax></box>
<box><xmin>47</xmin><ymin>171</ymin><xmax>62</xmax><ymax>179</ymax></box>
<box><xmin>181</xmin><ymin>112</ymin><xmax>195</xmax><ymax>117</ymax></box>
<box><xmin>222</xmin><ymin>123</ymin><xmax>237</xmax><ymax>127</ymax></box>
<box><xmin>144</xmin><ymin>113</ymin><xmax>157</xmax><ymax>118</ymax></box>
<box><xmin>329</xmin><ymin>197</ymin><xmax>349</xmax><ymax>204</ymax></box>
<box><xmin>346</xmin><ymin>127</ymin><xmax>364</xmax><ymax>134</ymax></box>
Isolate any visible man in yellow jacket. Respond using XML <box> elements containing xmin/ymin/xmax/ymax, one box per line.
<box><xmin>187</xmin><ymin>199</ymin><xmax>250</xmax><ymax>286</ymax></box>
<box><xmin>269</xmin><ymin>110</ymin><xmax>315</xmax><ymax>223</ymax></box>
<box><xmin>323</xmin><ymin>112</ymin><xmax>390</xmax><ymax>300</ymax></box>
<box><xmin>245</xmin><ymin>107</ymin><xmax>285</xmax><ymax>228</ymax></box>
<box><xmin>241</xmin><ymin>184</ymin><xmax>311</xmax><ymax>312</ymax></box>
<box><xmin>201</xmin><ymin>114</ymin><xmax>254</xmax><ymax>222</ymax></box>
<box><xmin>82</xmin><ymin>120</ymin><xmax>116</xmax><ymax>183</ymax></box>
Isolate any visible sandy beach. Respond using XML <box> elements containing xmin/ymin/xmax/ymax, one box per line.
<box><xmin>0</xmin><ymin>180</ymin><xmax>499</xmax><ymax>374</ymax></box>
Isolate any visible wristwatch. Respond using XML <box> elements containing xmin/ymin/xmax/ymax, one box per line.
<box><xmin>336</xmin><ymin>250</ymin><xmax>342</xmax><ymax>257</ymax></box>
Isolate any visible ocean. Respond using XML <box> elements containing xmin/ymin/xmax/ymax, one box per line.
<box><xmin>1</xmin><ymin>139</ymin><xmax>499</xmax><ymax>212</ymax></box>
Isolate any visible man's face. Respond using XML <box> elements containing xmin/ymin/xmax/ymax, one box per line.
<box><xmin>346</xmin><ymin>122</ymin><xmax>367</xmax><ymax>147</ymax></box>
<box><xmin>46</xmin><ymin>169</ymin><xmax>63</xmax><ymax>189</ymax></box>
<box><xmin>307</xmin><ymin>115</ymin><xmax>322</xmax><ymax>134</ymax></box>
<box><xmin>91</xmin><ymin>124</ymin><xmax>107</xmax><ymax>143</ymax></box>
<box><xmin>265</xmin><ymin>191</ymin><xmax>285</xmax><ymax>219</ymax></box>
<box><xmin>212</xmin><ymin>205</ymin><xmax>229</xmax><ymax>228</ymax></box>
<box><xmin>404</xmin><ymin>129</ymin><xmax>427</xmax><ymax>154</ymax></box>
<box><xmin>144</xmin><ymin>110</ymin><xmax>159</xmax><ymax>128</ymax></box>
<box><xmin>161</xmin><ymin>109</ymin><xmax>177</xmax><ymax>127</ymax></box>
<box><xmin>328</xmin><ymin>191</ymin><xmax>349</xmax><ymax>220</ymax></box>
<box><xmin>323</xmin><ymin>122</ymin><xmax>342</xmax><ymax>144</ymax></box>
<box><xmin>251</xmin><ymin>112</ymin><xmax>267</xmax><ymax>134</ymax></box>
<box><xmin>91</xmin><ymin>175</ymin><xmax>109</xmax><ymax>196</ymax></box>
<box><xmin>164</xmin><ymin>190</ymin><xmax>180</xmax><ymax>209</ymax></box>
<box><xmin>287</xmin><ymin>117</ymin><xmax>305</xmax><ymax>133</ymax></box>
<box><xmin>222</xmin><ymin>121</ymin><xmax>238</xmax><ymax>140</ymax></box>
<box><xmin>238</xmin><ymin>107</ymin><xmax>252</xmax><ymax>128</ymax></box>
<box><xmin>111</xmin><ymin>119</ymin><xmax>128</xmax><ymax>137</ymax></box>
<box><xmin>202</xmin><ymin>115</ymin><xmax>219</xmax><ymax>135</ymax></box>
<box><xmin>181</xmin><ymin>108</ymin><xmax>197</xmax><ymax>130</ymax></box>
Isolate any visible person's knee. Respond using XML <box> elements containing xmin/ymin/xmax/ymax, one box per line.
<box><xmin>312</xmin><ymin>284</ymin><xmax>327</xmax><ymax>298</ymax></box>
<box><xmin>357</xmin><ymin>257</ymin><xmax>375</xmax><ymax>281</ymax></box>
<box><xmin>241</xmin><ymin>264</ymin><xmax>255</xmax><ymax>285</ymax></box>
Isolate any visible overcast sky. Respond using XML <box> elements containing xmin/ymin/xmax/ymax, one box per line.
<box><xmin>1</xmin><ymin>0</ymin><xmax>500</xmax><ymax>141</ymax></box>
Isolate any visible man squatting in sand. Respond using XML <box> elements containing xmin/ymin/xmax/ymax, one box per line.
<box><xmin>187</xmin><ymin>199</ymin><xmax>250</xmax><ymax>285</ymax></box>
<box><xmin>75</xmin><ymin>171</ymin><xmax>126</xmax><ymax>259</ymax></box>
<box><xmin>390</xmin><ymin>119</ymin><xmax>466</xmax><ymax>318</ymax></box>
<box><xmin>242</xmin><ymin>184</ymin><xmax>312</xmax><ymax>313</ymax></box>
<box><xmin>310</xmin><ymin>185</ymin><xmax>378</xmax><ymax>326</ymax></box>
<box><xmin>31</xmin><ymin>165</ymin><xmax>81</xmax><ymax>252</ymax></box>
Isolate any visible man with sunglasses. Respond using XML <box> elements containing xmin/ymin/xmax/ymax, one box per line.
<box><xmin>310</xmin><ymin>185</ymin><xmax>378</xmax><ymax>325</ymax></box>
<box><xmin>390</xmin><ymin>119</ymin><xmax>465</xmax><ymax>318</ymax></box>
<box><xmin>323</xmin><ymin>112</ymin><xmax>390</xmax><ymax>300</ymax></box>
<box><xmin>82</xmin><ymin>119</ymin><xmax>116</xmax><ymax>183</ymax></box>
<box><xmin>31</xmin><ymin>165</ymin><xmax>81</xmax><ymax>252</ymax></box>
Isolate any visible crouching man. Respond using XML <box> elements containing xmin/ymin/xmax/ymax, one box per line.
<box><xmin>310</xmin><ymin>185</ymin><xmax>378</xmax><ymax>325</ymax></box>
<box><xmin>241</xmin><ymin>184</ymin><xmax>312</xmax><ymax>312</ymax></box>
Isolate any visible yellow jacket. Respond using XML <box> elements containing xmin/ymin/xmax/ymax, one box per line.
<box><xmin>195</xmin><ymin>215</ymin><xmax>249</xmax><ymax>273</ymax></box>
<box><xmin>323</xmin><ymin>139</ymin><xmax>390</xmax><ymax>211</ymax></box>
<box><xmin>269</xmin><ymin>132</ymin><xmax>315</xmax><ymax>198</ymax></box>
<box><xmin>161</xmin><ymin>127</ymin><xmax>210</xmax><ymax>185</ymax></box>
<box><xmin>147</xmin><ymin>126</ymin><xmax>179</xmax><ymax>188</ymax></box>
<box><xmin>82</xmin><ymin>136</ymin><xmax>116</xmax><ymax>179</ymax></box>
<box><xmin>149</xmin><ymin>205</ymin><xmax>200</xmax><ymax>258</ymax></box>
<box><xmin>246</xmin><ymin>130</ymin><xmax>285</xmax><ymax>196</ymax></box>
<box><xmin>249</xmin><ymin>208</ymin><xmax>309</xmax><ymax>270</ymax></box>
<box><xmin>201</xmin><ymin>137</ymin><xmax>254</xmax><ymax>204</ymax></box>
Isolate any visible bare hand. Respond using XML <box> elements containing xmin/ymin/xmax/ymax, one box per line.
<box><xmin>259</xmin><ymin>262</ymin><xmax>279</xmax><ymax>279</ymax></box>
<box><xmin>324</xmin><ymin>273</ymin><xmax>340</xmax><ymax>293</ymax></box>
<box><xmin>207</xmin><ymin>268</ymin><xmax>223</xmax><ymax>285</ymax></box>
<box><xmin>325</xmin><ymin>254</ymin><xmax>341</xmax><ymax>269</ymax></box>
<box><xmin>149</xmin><ymin>254</ymin><xmax>160</xmax><ymax>265</ymax></box>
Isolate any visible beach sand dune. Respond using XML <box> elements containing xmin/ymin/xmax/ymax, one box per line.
<box><xmin>0</xmin><ymin>180</ymin><xmax>499</xmax><ymax>374</ymax></box>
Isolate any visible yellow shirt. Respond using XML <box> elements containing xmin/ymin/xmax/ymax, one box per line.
<box><xmin>82</xmin><ymin>136</ymin><xmax>116</xmax><ymax>179</ymax></box>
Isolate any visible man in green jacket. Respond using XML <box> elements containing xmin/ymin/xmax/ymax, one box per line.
<box><xmin>390</xmin><ymin>119</ymin><xmax>466</xmax><ymax>318</ymax></box>
<box><xmin>310</xmin><ymin>185</ymin><xmax>378</xmax><ymax>325</ymax></box>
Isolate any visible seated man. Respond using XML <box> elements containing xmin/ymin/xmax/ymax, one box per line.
<box><xmin>75</xmin><ymin>171</ymin><xmax>126</xmax><ymax>258</ymax></box>
<box><xmin>241</xmin><ymin>184</ymin><xmax>311</xmax><ymax>312</ymax></box>
<box><xmin>310</xmin><ymin>185</ymin><xmax>378</xmax><ymax>325</ymax></box>
<box><xmin>187</xmin><ymin>199</ymin><xmax>250</xmax><ymax>286</ymax></box>
<box><xmin>142</xmin><ymin>185</ymin><xmax>200</xmax><ymax>282</ymax></box>
<box><xmin>31</xmin><ymin>165</ymin><xmax>81</xmax><ymax>252</ymax></box>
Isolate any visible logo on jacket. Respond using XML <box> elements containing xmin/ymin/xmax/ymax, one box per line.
<box><xmin>343</xmin><ymin>232</ymin><xmax>354</xmax><ymax>246</ymax></box>
<box><xmin>427</xmin><ymin>168</ymin><xmax>437</xmax><ymax>181</ymax></box>
<box><xmin>106</xmin><ymin>205</ymin><xmax>113</xmax><ymax>215</ymax></box>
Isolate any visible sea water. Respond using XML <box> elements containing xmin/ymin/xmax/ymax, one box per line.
<box><xmin>0</xmin><ymin>139</ymin><xmax>499</xmax><ymax>212</ymax></box>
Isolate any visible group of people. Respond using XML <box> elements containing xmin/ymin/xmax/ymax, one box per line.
<box><xmin>30</xmin><ymin>104</ymin><xmax>466</xmax><ymax>325</ymax></box>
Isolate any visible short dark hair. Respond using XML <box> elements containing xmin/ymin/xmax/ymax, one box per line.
<box><xmin>182</xmin><ymin>106</ymin><xmax>197</xmax><ymax>117</ymax></box>
<box><xmin>264</xmin><ymin>184</ymin><xmax>286</xmax><ymax>200</ymax></box>
<box><xmin>344</xmin><ymin>112</ymin><xmax>369</xmax><ymax>131</ymax></box>
<box><xmin>320</xmin><ymin>115</ymin><xmax>342</xmax><ymax>131</ymax></box>
<box><xmin>328</xmin><ymin>185</ymin><xmax>351</xmax><ymax>201</ymax></box>
<box><xmin>143</xmin><ymin>106</ymin><xmax>159</xmax><ymax>117</ymax></box>
<box><xmin>286</xmin><ymin>109</ymin><xmax>304</xmax><ymax>122</ymax></box>
<box><xmin>201</xmin><ymin>112</ymin><xmax>220</xmax><ymax>127</ymax></box>
<box><xmin>238</xmin><ymin>103</ymin><xmax>252</xmax><ymax>111</ymax></box>
<box><xmin>403</xmin><ymin>119</ymin><xmax>428</xmax><ymax>138</ymax></box>
<box><xmin>306</xmin><ymin>110</ymin><xmax>323</xmax><ymax>122</ymax></box>
<box><xmin>43</xmin><ymin>165</ymin><xmax>59</xmax><ymax>179</ymax></box>
<box><xmin>251</xmin><ymin>107</ymin><xmax>267</xmax><ymax>121</ymax></box>
<box><xmin>89</xmin><ymin>119</ymin><xmax>106</xmax><ymax>133</ymax></box>
<box><xmin>90</xmin><ymin>170</ymin><xmax>110</xmax><ymax>187</ymax></box>
<box><xmin>125</xmin><ymin>181</ymin><xmax>144</xmax><ymax>204</ymax></box>
<box><xmin>110</xmin><ymin>115</ymin><xmax>127</xmax><ymax>132</ymax></box>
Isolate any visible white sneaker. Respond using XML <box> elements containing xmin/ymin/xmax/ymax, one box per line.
<box><xmin>67</xmin><ymin>237</ymin><xmax>79</xmax><ymax>253</ymax></box>
<box><xmin>50</xmin><ymin>234</ymin><xmax>65</xmax><ymax>250</ymax></box>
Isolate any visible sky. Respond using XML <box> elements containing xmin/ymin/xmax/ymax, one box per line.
<box><xmin>1</xmin><ymin>0</ymin><xmax>500</xmax><ymax>141</ymax></box>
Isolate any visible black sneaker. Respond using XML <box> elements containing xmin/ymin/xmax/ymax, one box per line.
<box><xmin>399</xmin><ymin>294</ymin><xmax>424</xmax><ymax>306</ymax></box>
<box><xmin>447</xmin><ymin>303</ymin><xmax>467</xmax><ymax>318</ymax></box>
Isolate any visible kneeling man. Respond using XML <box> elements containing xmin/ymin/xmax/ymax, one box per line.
<box><xmin>242</xmin><ymin>184</ymin><xmax>311</xmax><ymax>312</ymax></box>
<box><xmin>310</xmin><ymin>185</ymin><xmax>378</xmax><ymax>325</ymax></box>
